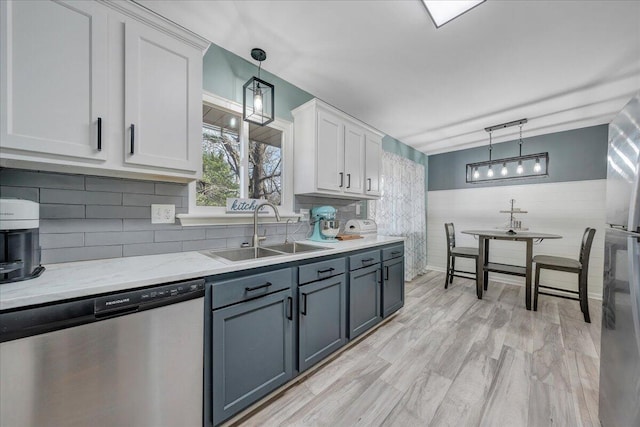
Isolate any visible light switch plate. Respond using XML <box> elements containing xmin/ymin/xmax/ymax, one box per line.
<box><xmin>151</xmin><ymin>204</ymin><xmax>175</xmax><ymax>224</ymax></box>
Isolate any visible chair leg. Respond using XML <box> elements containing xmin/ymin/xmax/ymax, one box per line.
<box><xmin>445</xmin><ymin>254</ymin><xmax>451</xmax><ymax>289</ymax></box>
<box><xmin>450</xmin><ymin>257</ymin><xmax>455</xmax><ymax>284</ymax></box>
<box><xmin>481</xmin><ymin>257</ymin><xmax>487</xmax><ymax>291</ymax></box>
<box><xmin>579</xmin><ymin>272</ymin><xmax>591</xmax><ymax>323</ymax></box>
<box><xmin>534</xmin><ymin>264</ymin><xmax>541</xmax><ymax>311</ymax></box>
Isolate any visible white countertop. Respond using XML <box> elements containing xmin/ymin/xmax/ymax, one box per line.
<box><xmin>0</xmin><ymin>236</ymin><xmax>404</xmax><ymax>310</ymax></box>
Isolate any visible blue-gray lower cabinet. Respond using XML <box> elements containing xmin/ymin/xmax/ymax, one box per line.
<box><xmin>382</xmin><ymin>256</ymin><xmax>405</xmax><ymax>317</ymax></box>
<box><xmin>212</xmin><ymin>287</ymin><xmax>293</xmax><ymax>426</ymax></box>
<box><xmin>298</xmin><ymin>274</ymin><xmax>346</xmax><ymax>372</ymax></box>
<box><xmin>348</xmin><ymin>263</ymin><xmax>382</xmax><ymax>339</ymax></box>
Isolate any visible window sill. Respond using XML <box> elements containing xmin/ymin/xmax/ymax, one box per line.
<box><xmin>176</xmin><ymin>212</ymin><xmax>302</xmax><ymax>227</ymax></box>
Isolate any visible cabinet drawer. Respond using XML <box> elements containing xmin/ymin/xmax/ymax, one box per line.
<box><xmin>348</xmin><ymin>250</ymin><xmax>381</xmax><ymax>271</ymax></box>
<box><xmin>382</xmin><ymin>244</ymin><xmax>404</xmax><ymax>261</ymax></box>
<box><xmin>212</xmin><ymin>268</ymin><xmax>293</xmax><ymax>309</ymax></box>
<box><xmin>299</xmin><ymin>258</ymin><xmax>345</xmax><ymax>285</ymax></box>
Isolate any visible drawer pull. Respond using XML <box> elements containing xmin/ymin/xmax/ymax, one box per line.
<box><xmin>245</xmin><ymin>281</ymin><xmax>272</xmax><ymax>292</ymax></box>
<box><xmin>361</xmin><ymin>257</ymin><xmax>375</xmax><ymax>263</ymax></box>
<box><xmin>391</xmin><ymin>251</ymin><xmax>402</xmax><ymax>256</ymax></box>
<box><xmin>317</xmin><ymin>267</ymin><xmax>335</xmax><ymax>276</ymax></box>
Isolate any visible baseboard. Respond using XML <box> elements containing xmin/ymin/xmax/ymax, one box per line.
<box><xmin>426</xmin><ymin>265</ymin><xmax>602</xmax><ymax>301</ymax></box>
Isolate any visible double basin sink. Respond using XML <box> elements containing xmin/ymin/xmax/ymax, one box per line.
<box><xmin>203</xmin><ymin>242</ymin><xmax>327</xmax><ymax>263</ymax></box>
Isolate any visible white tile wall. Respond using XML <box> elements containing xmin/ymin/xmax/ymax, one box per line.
<box><xmin>427</xmin><ymin>179</ymin><xmax>606</xmax><ymax>299</ymax></box>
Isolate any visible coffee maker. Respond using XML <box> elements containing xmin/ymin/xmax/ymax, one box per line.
<box><xmin>308</xmin><ymin>206</ymin><xmax>340</xmax><ymax>242</ymax></box>
<box><xmin>0</xmin><ymin>199</ymin><xmax>45</xmax><ymax>283</ymax></box>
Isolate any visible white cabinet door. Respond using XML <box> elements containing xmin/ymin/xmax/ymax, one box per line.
<box><xmin>365</xmin><ymin>133</ymin><xmax>382</xmax><ymax>196</ymax></box>
<box><xmin>316</xmin><ymin>109</ymin><xmax>344</xmax><ymax>193</ymax></box>
<box><xmin>123</xmin><ymin>19</ymin><xmax>202</xmax><ymax>175</ymax></box>
<box><xmin>1</xmin><ymin>0</ymin><xmax>108</xmax><ymax>160</ymax></box>
<box><xmin>344</xmin><ymin>123</ymin><xmax>365</xmax><ymax>195</ymax></box>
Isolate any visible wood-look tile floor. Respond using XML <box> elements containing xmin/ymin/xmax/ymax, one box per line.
<box><xmin>239</xmin><ymin>271</ymin><xmax>601</xmax><ymax>427</ymax></box>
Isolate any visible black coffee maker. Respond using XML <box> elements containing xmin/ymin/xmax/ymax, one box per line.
<box><xmin>0</xmin><ymin>199</ymin><xmax>45</xmax><ymax>283</ymax></box>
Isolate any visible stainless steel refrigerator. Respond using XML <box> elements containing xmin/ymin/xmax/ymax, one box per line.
<box><xmin>599</xmin><ymin>91</ymin><xmax>640</xmax><ymax>427</ymax></box>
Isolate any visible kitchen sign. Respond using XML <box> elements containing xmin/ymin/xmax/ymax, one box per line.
<box><xmin>226</xmin><ymin>198</ymin><xmax>269</xmax><ymax>214</ymax></box>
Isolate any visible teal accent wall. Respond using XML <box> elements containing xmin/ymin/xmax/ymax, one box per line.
<box><xmin>428</xmin><ymin>125</ymin><xmax>608</xmax><ymax>191</ymax></box>
<box><xmin>203</xmin><ymin>44</ymin><xmax>314</xmax><ymax>122</ymax></box>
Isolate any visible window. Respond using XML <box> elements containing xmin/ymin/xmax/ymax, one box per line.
<box><xmin>186</xmin><ymin>92</ymin><xmax>293</xmax><ymax>219</ymax></box>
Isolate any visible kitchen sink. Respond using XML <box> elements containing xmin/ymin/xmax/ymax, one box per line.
<box><xmin>203</xmin><ymin>246</ymin><xmax>283</xmax><ymax>262</ymax></box>
<box><xmin>203</xmin><ymin>242</ymin><xmax>328</xmax><ymax>263</ymax></box>
<box><xmin>263</xmin><ymin>242</ymin><xmax>327</xmax><ymax>254</ymax></box>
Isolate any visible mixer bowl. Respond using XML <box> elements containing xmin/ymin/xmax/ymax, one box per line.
<box><xmin>320</xmin><ymin>219</ymin><xmax>340</xmax><ymax>238</ymax></box>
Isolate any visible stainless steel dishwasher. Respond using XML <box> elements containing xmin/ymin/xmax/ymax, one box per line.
<box><xmin>0</xmin><ymin>278</ymin><xmax>205</xmax><ymax>427</ymax></box>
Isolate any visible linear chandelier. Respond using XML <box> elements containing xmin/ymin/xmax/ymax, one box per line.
<box><xmin>466</xmin><ymin>118</ymin><xmax>549</xmax><ymax>184</ymax></box>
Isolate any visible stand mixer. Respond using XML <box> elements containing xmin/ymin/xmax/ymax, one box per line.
<box><xmin>308</xmin><ymin>206</ymin><xmax>340</xmax><ymax>242</ymax></box>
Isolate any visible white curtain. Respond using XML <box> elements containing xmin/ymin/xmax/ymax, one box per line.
<box><xmin>369</xmin><ymin>151</ymin><xmax>427</xmax><ymax>281</ymax></box>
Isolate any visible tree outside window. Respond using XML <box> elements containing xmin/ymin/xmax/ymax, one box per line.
<box><xmin>198</xmin><ymin>103</ymin><xmax>283</xmax><ymax>207</ymax></box>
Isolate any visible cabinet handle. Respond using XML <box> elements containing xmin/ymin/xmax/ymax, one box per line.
<box><xmin>130</xmin><ymin>124</ymin><xmax>135</xmax><ymax>154</ymax></box>
<box><xmin>286</xmin><ymin>296</ymin><xmax>293</xmax><ymax>320</ymax></box>
<box><xmin>245</xmin><ymin>281</ymin><xmax>272</xmax><ymax>292</ymax></box>
<box><xmin>347</xmin><ymin>173</ymin><xmax>351</xmax><ymax>189</ymax></box>
<box><xmin>361</xmin><ymin>257</ymin><xmax>375</xmax><ymax>264</ymax></box>
<box><xmin>339</xmin><ymin>172</ymin><xmax>344</xmax><ymax>188</ymax></box>
<box><xmin>384</xmin><ymin>265</ymin><xmax>390</xmax><ymax>281</ymax></box>
<box><xmin>97</xmin><ymin>117</ymin><xmax>102</xmax><ymax>151</ymax></box>
<box><xmin>317</xmin><ymin>267</ymin><xmax>335</xmax><ymax>277</ymax></box>
<box><xmin>391</xmin><ymin>251</ymin><xmax>402</xmax><ymax>256</ymax></box>
<box><xmin>301</xmin><ymin>293</ymin><xmax>307</xmax><ymax>315</ymax></box>
<box><xmin>367</xmin><ymin>178</ymin><xmax>371</xmax><ymax>191</ymax></box>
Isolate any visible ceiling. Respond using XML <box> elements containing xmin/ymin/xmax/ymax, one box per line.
<box><xmin>137</xmin><ymin>0</ymin><xmax>640</xmax><ymax>155</ymax></box>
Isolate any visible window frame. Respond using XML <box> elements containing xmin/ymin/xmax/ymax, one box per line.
<box><xmin>185</xmin><ymin>91</ymin><xmax>294</xmax><ymax>219</ymax></box>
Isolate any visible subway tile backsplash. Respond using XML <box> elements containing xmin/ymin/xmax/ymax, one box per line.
<box><xmin>0</xmin><ymin>168</ymin><xmax>363</xmax><ymax>264</ymax></box>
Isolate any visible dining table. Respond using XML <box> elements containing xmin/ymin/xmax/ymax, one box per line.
<box><xmin>461</xmin><ymin>230</ymin><xmax>562</xmax><ymax>310</ymax></box>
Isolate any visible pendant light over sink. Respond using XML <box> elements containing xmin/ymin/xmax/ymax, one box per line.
<box><xmin>466</xmin><ymin>118</ymin><xmax>549</xmax><ymax>184</ymax></box>
<box><xmin>243</xmin><ymin>48</ymin><xmax>274</xmax><ymax>126</ymax></box>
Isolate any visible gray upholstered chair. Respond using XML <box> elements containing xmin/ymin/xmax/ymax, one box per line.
<box><xmin>533</xmin><ymin>227</ymin><xmax>596</xmax><ymax>322</ymax></box>
<box><xmin>444</xmin><ymin>223</ymin><xmax>479</xmax><ymax>289</ymax></box>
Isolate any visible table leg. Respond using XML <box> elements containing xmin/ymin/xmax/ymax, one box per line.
<box><xmin>525</xmin><ymin>239</ymin><xmax>533</xmax><ymax>310</ymax></box>
<box><xmin>477</xmin><ymin>236</ymin><xmax>485</xmax><ymax>299</ymax></box>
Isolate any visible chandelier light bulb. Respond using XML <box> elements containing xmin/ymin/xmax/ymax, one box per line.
<box><xmin>487</xmin><ymin>165</ymin><xmax>494</xmax><ymax>178</ymax></box>
<box><xmin>534</xmin><ymin>158</ymin><xmax>541</xmax><ymax>173</ymax></box>
<box><xmin>473</xmin><ymin>167</ymin><xmax>479</xmax><ymax>179</ymax></box>
<box><xmin>501</xmin><ymin>163</ymin><xmax>508</xmax><ymax>176</ymax></box>
<box><xmin>516</xmin><ymin>160</ymin><xmax>524</xmax><ymax>174</ymax></box>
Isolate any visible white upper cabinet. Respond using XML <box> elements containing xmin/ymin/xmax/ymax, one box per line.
<box><xmin>292</xmin><ymin>99</ymin><xmax>383</xmax><ymax>200</ymax></box>
<box><xmin>0</xmin><ymin>0</ymin><xmax>209</xmax><ymax>182</ymax></box>
<box><xmin>123</xmin><ymin>19</ymin><xmax>202</xmax><ymax>173</ymax></box>
<box><xmin>365</xmin><ymin>132</ymin><xmax>382</xmax><ymax>196</ymax></box>
<box><xmin>0</xmin><ymin>0</ymin><xmax>108</xmax><ymax>161</ymax></box>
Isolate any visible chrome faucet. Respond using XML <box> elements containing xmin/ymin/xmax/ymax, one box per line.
<box><xmin>253</xmin><ymin>201</ymin><xmax>281</xmax><ymax>247</ymax></box>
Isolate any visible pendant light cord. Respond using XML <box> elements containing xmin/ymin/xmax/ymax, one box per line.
<box><xmin>489</xmin><ymin>131</ymin><xmax>493</xmax><ymax>162</ymax></box>
<box><xmin>518</xmin><ymin>124</ymin><xmax>523</xmax><ymax>156</ymax></box>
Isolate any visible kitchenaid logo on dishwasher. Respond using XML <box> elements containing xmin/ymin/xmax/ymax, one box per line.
<box><xmin>105</xmin><ymin>298</ymin><xmax>130</xmax><ymax>306</ymax></box>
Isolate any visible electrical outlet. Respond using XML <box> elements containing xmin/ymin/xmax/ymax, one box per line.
<box><xmin>355</xmin><ymin>203</ymin><xmax>361</xmax><ymax>215</ymax></box>
<box><xmin>151</xmin><ymin>204</ymin><xmax>175</xmax><ymax>224</ymax></box>
<box><xmin>299</xmin><ymin>208</ymin><xmax>310</xmax><ymax>221</ymax></box>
